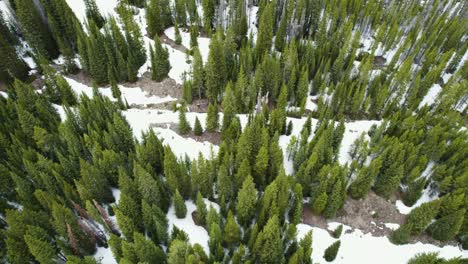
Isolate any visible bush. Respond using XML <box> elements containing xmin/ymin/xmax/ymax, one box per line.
<box><xmin>324</xmin><ymin>240</ymin><xmax>340</xmax><ymax>262</ymax></box>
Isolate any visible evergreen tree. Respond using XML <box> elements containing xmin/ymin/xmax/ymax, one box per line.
<box><xmin>174</xmin><ymin>189</ymin><xmax>187</xmax><ymax>218</ymax></box>
<box><xmin>324</xmin><ymin>240</ymin><xmax>340</xmax><ymax>262</ymax></box>
<box><xmin>256</xmin><ymin>3</ymin><xmax>274</xmax><ymax>59</ymax></box>
<box><xmin>390</xmin><ymin>224</ymin><xmax>412</xmax><ymax>245</ymax></box>
<box><xmin>194</xmin><ymin>117</ymin><xmax>203</xmax><ymax>136</ymax></box>
<box><xmin>426</xmin><ymin>209</ymin><xmax>465</xmax><ymax>241</ymax></box>
<box><xmin>146</xmin><ymin>0</ymin><xmax>164</xmax><ymax>37</ymax></box>
<box><xmin>205</xmin><ymin>33</ymin><xmax>226</xmax><ymax>102</ymax></box>
<box><xmin>23</xmin><ymin>225</ymin><xmax>58</xmax><ymax>264</ymax></box>
<box><xmin>406</xmin><ymin>200</ymin><xmax>441</xmax><ymax>235</ymax></box>
<box><xmin>275</xmin><ymin>12</ymin><xmax>287</xmax><ymax>52</ymax></box>
<box><xmin>150</xmin><ymin>36</ymin><xmax>171</xmax><ymax>81</ymax></box>
<box><xmin>178</xmin><ymin>105</ymin><xmax>191</xmax><ymax>135</ymax></box>
<box><xmin>195</xmin><ymin>192</ymin><xmax>207</xmax><ymax>226</ymax></box>
<box><xmin>223</xmin><ymin>211</ymin><xmax>241</xmax><ymax>248</ymax></box>
<box><xmin>84</xmin><ymin>0</ymin><xmax>104</xmax><ymax>28</ymax></box>
<box><xmin>236</xmin><ymin>175</ymin><xmax>257</xmax><ymax>227</ymax></box>
<box><xmin>253</xmin><ymin>215</ymin><xmax>283</xmax><ymax>264</ymax></box>
<box><xmin>133</xmin><ymin>232</ymin><xmax>166</xmax><ymax>263</ymax></box>
<box><xmin>205</xmin><ymin>103</ymin><xmax>219</xmax><ymax>132</ymax></box>
<box><xmin>14</xmin><ymin>0</ymin><xmax>58</xmax><ymax>58</ymax></box>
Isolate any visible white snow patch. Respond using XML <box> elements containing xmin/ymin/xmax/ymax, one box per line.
<box><xmin>419</xmin><ymin>84</ymin><xmax>442</xmax><ymax>109</ymax></box>
<box><xmin>64</xmin><ymin>76</ymin><xmax>176</xmax><ymax>106</ymax></box>
<box><xmin>384</xmin><ymin>223</ymin><xmax>400</xmax><ymax>231</ymax></box>
<box><xmin>111</xmin><ymin>188</ymin><xmax>121</xmax><ymax>205</ymax></box>
<box><xmin>94</xmin><ymin>246</ymin><xmax>117</xmax><ymax>264</ymax></box>
<box><xmin>297</xmin><ymin>223</ymin><xmax>467</xmax><ymax>264</ymax></box>
<box><xmin>164</xmin><ymin>27</ymin><xmax>210</xmax><ymax>62</ymax></box>
<box><xmin>122</xmin><ymin>109</ymin><xmax>219</xmax><ymax>160</ymax></box>
<box><xmin>339</xmin><ymin>120</ymin><xmax>381</xmax><ymax>165</ymax></box>
<box><xmin>66</xmin><ymin>0</ymin><xmax>118</xmax><ymax>24</ymax></box>
<box><xmin>52</xmin><ymin>104</ymin><xmax>67</xmax><ymax>120</ymax></box>
<box><xmin>167</xmin><ymin>199</ymin><xmax>219</xmax><ymax>253</ymax></box>
<box><xmin>395</xmin><ymin>186</ymin><xmax>438</xmax><ymax>215</ymax></box>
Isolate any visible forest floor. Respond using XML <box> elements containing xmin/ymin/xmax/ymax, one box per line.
<box><xmin>302</xmin><ymin>191</ymin><xmax>460</xmax><ymax>248</ymax></box>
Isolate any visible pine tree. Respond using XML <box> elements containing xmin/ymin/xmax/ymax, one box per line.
<box><xmin>174</xmin><ymin>23</ymin><xmax>182</xmax><ymax>45</ymax></box>
<box><xmin>191</xmin><ymin>47</ymin><xmax>204</xmax><ymax>99</ymax></box>
<box><xmin>324</xmin><ymin>240</ymin><xmax>340</xmax><ymax>262</ymax></box>
<box><xmin>427</xmin><ymin>209</ymin><xmax>465</xmax><ymax>241</ymax></box>
<box><xmin>183</xmin><ymin>79</ymin><xmax>193</xmax><ymax>103</ymax></box>
<box><xmin>253</xmin><ymin>146</ymin><xmax>269</xmax><ymax>188</ymax></box>
<box><xmin>295</xmin><ymin>67</ymin><xmax>309</xmax><ymax>108</ymax></box>
<box><xmin>174</xmin><ymin>189</ymin><xmax>187</xmax><ymax>218</ymax></box>
<box><xmin>256</xmin><ymin>3</ymin><xmax>274</xmax><ymax>59</ymax></box>
<box><xmin>205</xmin><ymin>33</ymin><xmax>226</xmax><ymax>102</ymax></box>
<box><xmin>275</xmin><ymin>12</ymin><xmax>287</xmax><ymax>52</ymax></box>
<box><xmin>133</xmin><ymin>232</ymin><xmax>166</xmax><ymax>263</ymax></box>
<box><xmin>150</xmin><ymin>36</ymin><xmax>171</xmax><ymax>81</ymax></box>
<box><xmin>178</xmin><ymin>105</ymin><xmax>191</xmax><ymax>135</ymax></box>
<box><xmin>253</xmin><ymin>215</ymin><xmax>283</xmax><ymax>263</ymax></box>
<box><xmin>205</xmin><ymin>103</ymin><xmax>219</xmax><ymax>132</ymax></box>
<box><xmin>23</xmin><ymin>225</ymin><xmax>58</xmax><ymax>264</ymax></box>
<box><xmin>349</xmin><ymin>158</ymin><xmax>382</xmax><ymax>199</ymax></box>
<box><xmin>84</xmin><ymin>0</ymin><xmax>104</xmax><ymax>28</ymax></box>
<box><xmin>406</xmin><ymin>200</ymin><xmax>441</xmax><ymax>235</ymax></box>
<box><xmin>146</xmin><ymin>0</ymin><xmax>163</xmax><ymax>37</ymax></box>
<box><xmin>390</xmin><ymin>224</ymin><xmax>412</xmax><ymax>245</ymax></box>
<box><xmin>223</xmin><ymin>211</ymin><xmax>241</xmax><ymax>248</ymax></box>
<box><xmin>194</xmin><ymin>117</ymin><xmax>203</xmax><ymax>136</ymax></box>
<box><xmin>15</xmin><ymin>0</ymin><xmax>58</xmax><ymax>59</ymax></box>
<box><xmin>312</xmin><ymin>192</ymin><xmax>328</xmax><ymax>214</ymax></box>
<box><xmin>236</xmin><ymin>175</ymin><xmax>257</xmax><ymax>227</ymax></box>
<box><xmin>195</xmin><ymin>192</ymin><xmax>207</xmax><ymax>226</ymax></box>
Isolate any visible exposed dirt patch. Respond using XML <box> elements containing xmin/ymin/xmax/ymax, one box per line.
<box><xmin>160</xmin><ymin>33</ymin><xmax>187</xmax><ymax>53</ymax></box>
<box><xmin>150</xmin><ymin>122</ymin><xmax>221</xmax><ymax>145</ymax></box>
<box><xmin>302</xmin><ymin>191</ymin><xmax>460</xmax><ymax>248</ymax></box>
<box><xmin>189</xmin><ymin>99</ymin><xmax>211</xmax><ymax>112</ymax></box>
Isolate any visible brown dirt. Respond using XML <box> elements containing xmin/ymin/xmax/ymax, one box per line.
<box><xmin>302</xmin><ymin>191</ymin><xmax>460</xmax><ymax>247</ymax></box>
<box><xmin>160</xmin><ymin>33</ymin><xmax>187</xmax><ymax>53</ymax></box>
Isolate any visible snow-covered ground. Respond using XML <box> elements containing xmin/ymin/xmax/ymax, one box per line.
<box><xmin>338</xmin><ymin>120</ymin><xmax>380</xmax><ymax>165</ymax></box>
<box><xmin>94</xmin><ymin>246</ymin><xmax>117</xmax><ymax>264</ymax></box>
<box><xmin>123</xmin><ymin>109</ymin><xmax>219</xmax><ymax>160</ymax></box>
<box><xmin>297</xmin><ymin>222</ymin><xmax>467</xmax><ymax>264</ymax></box>
<box><xmin>65</xmin><ymin>0</ymin><xmax>119</xmax><ymax>24</ymax></box>
<box><xmin>64</xmin><ymin>77</ymin><xmax>176</xmax><ymax>106</ymax></box>
<box><xmin>164</xmin><ymin>27</ymin><xmax>210</xmax><ymax>62</ymax></box>
<box><xmin>166</xmin><ymin>199</ymin><xmax>220</xmax><ymax>253</ymax></box>
<box><xmin>419</xmin><ymin>84</ymin><xmax>442</xmax><ymax>109</ymax></box>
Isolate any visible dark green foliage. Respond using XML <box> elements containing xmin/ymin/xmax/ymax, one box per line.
<box><xmin>324</xmin><ymin>240</ymin><xmax>340</xmax><ymax>262</ymax></box>
<box><xmin>84</xmin><ymin>0</ymin><xmax>104</xmax><ymax>28</ymax></box>
<box><xmin>174</xmin><ymin>189</ymin><xmax>187</xmax><ymax>218</ymax></box>
<box><xmin>150</xmin><ymin>36</ymin><xmax>171</xmax><ymax>81</ymax></box>
<box><xmin>390</xmin><ymin>224</ymin><xmax>412</xmax><ymax>245</ymax></box>
<box><xmin>205</xmin><ymin>103</ymin><xmax>219</xmax><ymax>132</ymax></box>
<box><xmin>14</xmin><ymin>0</ymin><xmax>59</xmax><ymax>59</ymax></box>
<box><xmin>178</xmin><ymin>106</ymin><xmax>191</xmax><ymax>135</ymax></box>
<box><xmin>427</xmin><ymin>209</ymin><xmax>465</xmax><ymax>241</ymax></box>
<box><xmin>332</xmin><ymin>225</ymin><xmax>343</xmax><ymax>239</ymax></box>
<box><xmin>406</xmin><ymin>200</ymin><xmax>441</xmax><ymax>235</ymax></box>
<box><xmin>194</xmin><ymin>117</ymin><xmax>203</xmax><ymax>136</ymax></box>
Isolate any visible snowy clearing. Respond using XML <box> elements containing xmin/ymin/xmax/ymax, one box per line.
<box><xmin>64</xmin><ymin>77</ymin><xmax>177</xmax><ymax>106</ymax></box>
<box><xmin>297</xmin><ymin>223</ymin><xmax>467</xmax><ymax>264</ymax></box>
<box><xmin>166</xmin><ymin>199</ymin><xmax>219</xmax><ymax>253</ymax></box>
